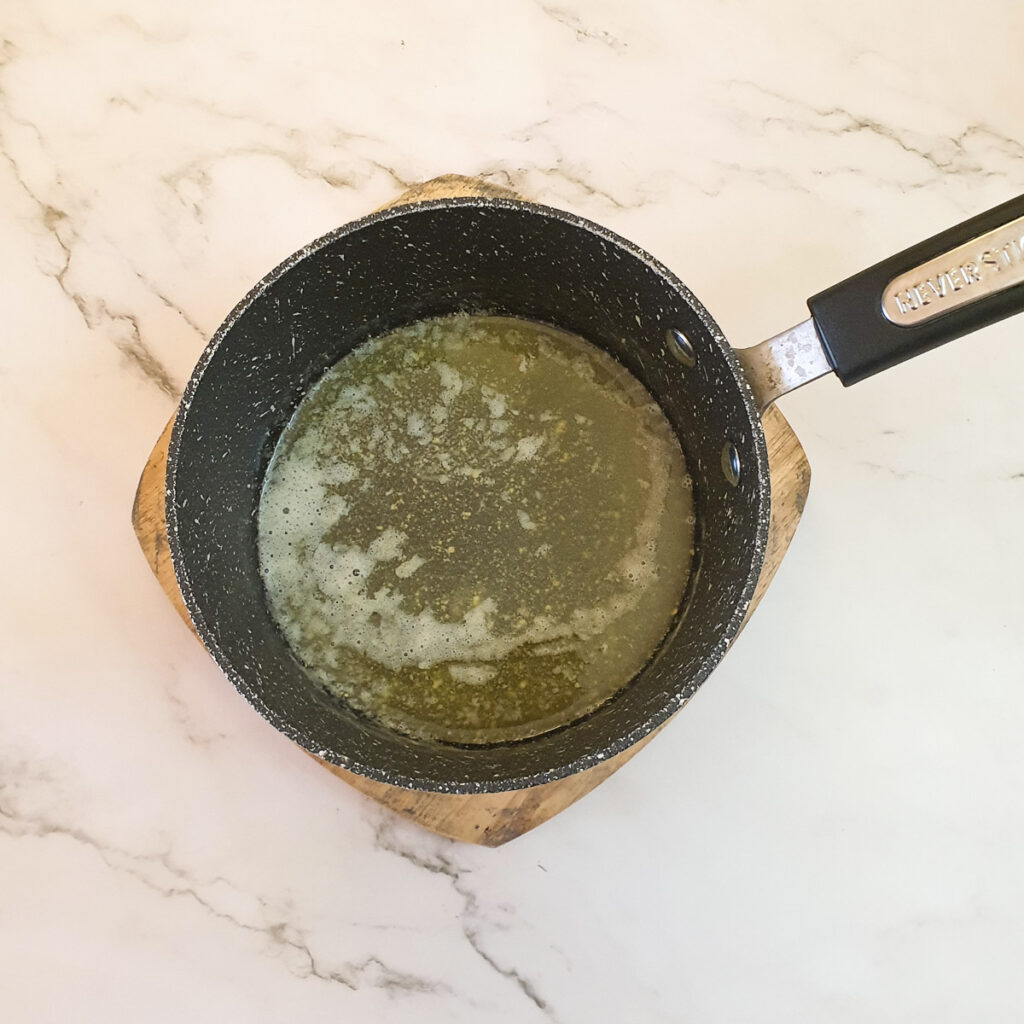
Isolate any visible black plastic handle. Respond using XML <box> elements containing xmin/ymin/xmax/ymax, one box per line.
<box><xmin>807</xmin><ymin>193</ymin><xmax>1024</xmax><ymax>386</ymax></box>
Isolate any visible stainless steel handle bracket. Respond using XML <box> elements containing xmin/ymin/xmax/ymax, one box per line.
<box><xmin>735</xmin><ymin>319</ymin><xmax>833</xmax><ymax>414</ymax></box>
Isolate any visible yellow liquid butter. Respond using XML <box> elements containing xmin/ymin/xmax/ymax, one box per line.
<box><xmin>258</xmin><ymin>315</ymin><xmax>694</xmax><ymax>744</ymax></box>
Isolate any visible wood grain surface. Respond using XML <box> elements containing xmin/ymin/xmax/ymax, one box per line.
<box><xmin>132</xmin><ymin>175</ymin><xmax>811</xmax><ymax>847</ymax></box>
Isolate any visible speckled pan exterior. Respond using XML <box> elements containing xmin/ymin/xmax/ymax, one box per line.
<box><xmin>165</xmin><ymin>197</ymin><xmax>771</xmax><ymax>793</ymax></box>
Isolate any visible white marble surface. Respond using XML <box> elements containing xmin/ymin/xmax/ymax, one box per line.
<box><xmin>3</xmin><ymin>1</ymin><xmax>1024</xmax><ymax>1020</ymax></box>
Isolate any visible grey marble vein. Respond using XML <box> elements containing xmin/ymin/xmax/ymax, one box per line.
<box><xmin>0</xmin><ymin>92</ymin><xmax>180</xmax><ymax>397</ymax></box>
<box><xmin>536</xmin><ymin>3</ymin><xmax>626</xmax><ymax>53</ymax></box>
<box><xmin>730</xmin><ymin>80</ymin><xmax>1024</xmax><ymax>188</ymax></box>
<box><xmin>132</xmin><ymin>269</ymin><xmax>206</xmax><ymax>340</ymax></box>
<box><xmin>480</xmin><ymin>159</ymin><xmax>642</xmax><ymax>212</ymax></box>
<box><xmin>110</xmin><ymin>12</ymin><xmax>189</xmax><ymax>46</ymax></box>
<box><xmin>373</xmin><ymin>816</ymin><xmax>555</xmax><ymax>1017</ymax></box>
<box><xmin>0</xmin><ymin>757</ymin><xmax>448</xmax><ymax>998</ymax></box>
<box><xmin>158</xmin><ymin>669</ymin><xmax>229</xmax><ymax>746</ymax></box>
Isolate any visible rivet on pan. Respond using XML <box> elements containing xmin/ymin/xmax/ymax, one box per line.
<box><xmin>721</xmin><ymin>442</ymin><xmax>741</xmax><ymax>487</ymax></box>
<box><xmin>666</xmin><ymin>328</ymin><xmax>696</xmax><ymax>367</ymax></box>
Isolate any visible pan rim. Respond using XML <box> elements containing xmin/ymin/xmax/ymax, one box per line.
<box><xmin>166</xmin><ymin>196</ymin><xmax>771</xmax><ymax>793</ymax></box>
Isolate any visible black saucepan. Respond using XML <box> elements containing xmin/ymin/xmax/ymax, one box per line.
<box><xmin>167</xmin><ymin>192</ymin><xmax>1024</xmax><ymax>793</ymax></box>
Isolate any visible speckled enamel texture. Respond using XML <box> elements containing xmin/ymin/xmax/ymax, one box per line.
<box><xmin>165</xmin><ymin>198</ymin><xmax>771</xmax><ymax>793</ymax></box>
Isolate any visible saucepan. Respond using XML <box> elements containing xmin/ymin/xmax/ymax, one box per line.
<box><xmin>167</xmin><ymin>191</ymin><xmax>1024</xmax><ymax>792</ymax></box>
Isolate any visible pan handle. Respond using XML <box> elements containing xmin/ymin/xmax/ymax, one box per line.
<box><xmin>737</xmin><ymin>193</ymin><xmax>1024</xmax><ymax>411</ymax></box>
<box><xmin>808</xmin><ymin>192</ymin><xmax>1024</xmax><ymax>386</ymax></box>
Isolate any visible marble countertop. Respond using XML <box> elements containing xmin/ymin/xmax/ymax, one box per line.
<box><xmin>3</xmin><ymin>1</ymin><xmax>1024</xmax><ymax>1020</ymax></box>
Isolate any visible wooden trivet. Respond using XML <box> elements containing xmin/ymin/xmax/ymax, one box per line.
<box><xmin>132</xmin><ymin>176</ymin><xmax>811</xmax><ymax>846</ymax></box>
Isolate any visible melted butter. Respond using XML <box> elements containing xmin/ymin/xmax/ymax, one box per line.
<box><xmin>258</xmin><ymin>315</ymin><xmax>695</xmax><ymax>744</ymax></box>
